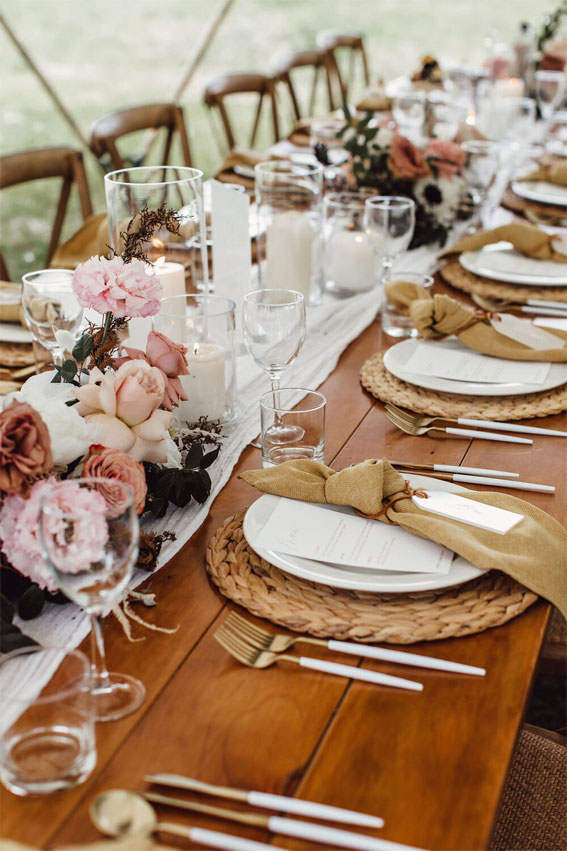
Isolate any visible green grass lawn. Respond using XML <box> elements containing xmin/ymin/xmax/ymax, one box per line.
<box><xmin>1</xmin><ymin>0</ymin><xmax>548</xmax><ymax>280</ymax></box>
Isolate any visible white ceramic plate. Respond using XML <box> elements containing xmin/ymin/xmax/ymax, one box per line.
<box><xmin>0</xmin><ymin>323</ymin><xmax>32</xmax><ymax>344</ymax></box>
<box><xmin>511</xmin><ymin>180</ymin><xmax>567</xmax><ymax>207</ymax></box>
<box><xmin>233</xmin><ymin>164</ymin><xmax>256</xmax><ymax>180</ymax></box>
<box><xmin>460</xmin><ymin>242</ymin><xmax>567</xmax><ymax>287</ymax></box>
<box><xmin>243</xmin><ymin>476</ymin><xmax>486</xmax><ymax>593</ymax></box>
<box><xmin>383</xmin><ymin>337</ymin><xmax>567</xmax><ymax>396</ymax></box>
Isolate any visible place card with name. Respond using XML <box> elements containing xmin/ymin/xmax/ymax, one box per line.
<box><xmin>403</xmin><ymin>341</ymin><xmax>551</xmax><ymax>384</ymax></box>
<box><xmin>254</xmin><ymin>498</ymin><xmax>453</xmax><ymax>574</ymax></box>
<box><xmin>490</xmin><ymin>313</ymin><xmax>565</xmax><ymax>351</ymax></box>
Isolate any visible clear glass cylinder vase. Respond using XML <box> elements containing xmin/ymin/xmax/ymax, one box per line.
<box><xmin>255</xmin><ymin>161</ymin><xmax>324</xmax><ymax>306</ymax></box>
<box><xmin>323</xmin><ymin>192</ymin><xmax>376</xmax><ymax>296</ymax></box>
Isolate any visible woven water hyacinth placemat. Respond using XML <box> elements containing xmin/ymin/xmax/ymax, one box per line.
<box><xmin>206</xmin><ymin>512</ymin><xmax>537</xmax><ymax>643</ymax></box>
<box><xmin>440</xmin><ymin>261</ymin><xmax>567</xmax><ymax>304</ymax></box>
<box><xmin>359</xmin><ymin>352</ymin><xmax>567</xmax><ymax>420</ymax></box>
<box><xmin>501</xmin><ymin>186</ymin><xmax>567</xmax><ymax>220</ymax></box>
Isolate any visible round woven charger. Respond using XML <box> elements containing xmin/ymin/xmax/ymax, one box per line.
<box><xmin>206</xmin><ymin>512</ymin><xmax>537</xmax><ymax>644</ymax></box>
<box><xmin>501</xmin><ymin>186</ymin><xmax>567</xmax><ymax>220</ymax></box>
<box><xmin>440</xmin><ymin>260</ymin><xmax>567</xmax><ymax>304</ymax></box>
<box><xmin>360</xmin><ymin>352</ymin><xmax>567</xmax><ymax>420</ymax></box>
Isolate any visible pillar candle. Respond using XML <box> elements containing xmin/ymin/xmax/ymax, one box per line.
<box><xmin>178</xmin><ymin>341</ymin><xmax>225</xmax><ymax>423</ymax></box>
<box><xmin>265</xmin><ymin>211</ymin><xmax>314</xmax><ymax>298</ymax></box>
<box><xmin>326</xmin><ymin>230</ymin><xmax>375</xmax><ymax>292</ymax></box>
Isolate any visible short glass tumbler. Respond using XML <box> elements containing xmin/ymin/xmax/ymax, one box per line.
<box><xmin>0</xmin><ymin>647</ymin><xmax>95</xmax><ymax>796</ymax></box>
<box><xmin>323</xmin><ymin>193</ymin><xmax>375</xmax><ymax>296</ymax></box>
<box><xmin>260</xmin><ymin>389</ymin><xmax>326</xmax><ymax>467</ymax></box>
<box><xmin>382</xmin><ymin>272</ymin><xmax>434</xmax><ymax>338</ymax></box>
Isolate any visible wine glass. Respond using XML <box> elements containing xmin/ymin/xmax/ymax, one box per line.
<box><xmin>243</xmin><ymin>289</ymin><xmax>306</xmax><ymax>442</ymax></box>
<box><xmin>460</xmin><ymin>140</ymin><xmax>500</xmax><ymax>230</ymax></box>
<box><xmin>392</xmin><ymin>94</ymin><xmax>426</xmax><ymax>143</ymax></box>
<box><xmin>535</xmin><ymin>70</ymin><xmax>567</xmax><ymax>130</ymax></box>
<box><xmin>21</xmin><ymin>269</ymin><xmax>83</xmax><ymax>368</ymax></box>
<box><xmin>39</xmin><ymin>478</ymin><xmax>145</xmax><ymax>723</ymax></box>
<box><xmin>364</xmin><ymin>197</ymin><xmax>416</xmax><ymax>290</ymax></box>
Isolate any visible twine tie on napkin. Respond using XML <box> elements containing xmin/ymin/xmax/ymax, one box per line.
<box><xmin>385</xmin><ymin>280</ymin><xmax>567</xmax><ymax>362</ymax></box>
<box><xmin>441</xmin><ymin>221</ymin><xmax>567</xmax><ymax>263</ymax></box>
<box><xmin>240</xmin><ymin>458</ymin><xmax>567</xmax><ymax>616</ymax></box>
<box><xmin>356</xmin><ymin>481</ymin><xmax>428</xmax><ymax>519</ymax></box>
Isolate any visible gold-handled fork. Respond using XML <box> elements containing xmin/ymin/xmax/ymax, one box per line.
<box><xmin>384</xmin><ymin>407</ymin><xmax>532</xmax><ymax>444</ymax></box>
<box><xmin>384</xmin><ymin>402</ymin><xmax>563</xmax><ymax>438</ymax></box>
<box><xmin>214</xmin><ymin>622</ymin><xmax>423</xmax><ymax>691</ymax></box>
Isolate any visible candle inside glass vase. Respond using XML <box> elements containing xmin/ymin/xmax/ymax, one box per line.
<box><xmin>178</xmin><ymin>341</ymin><xmax>226</xmax><ymax>423</ymax></box>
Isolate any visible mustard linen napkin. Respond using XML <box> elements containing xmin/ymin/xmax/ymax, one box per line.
<box><xmin>385</xmin><ymin>280</ymin><xmax>567</xmax><ymax>362</ymax></box>
<box><xmin>442</xmin><ymin>222</ymin><xmax>567</xmax><ymax>263</ymax></box>
<box><xmin>0</xmin><ymin>282</ymin><xmax>22</xmax><ymax>323</ymax></box>
<box><xmin>49</xmin><ymin>212</ymin><xmax>109</xmax><ymax>269</ymax></box>
<box><xmin>240</xmin><ymin>458</ymin><xmax>567</xmax><ymax>617</ymax></box>
<box><xmin>518</xmin><ymin>160</ymin><xmax>567</xmax><ymax>187</ymax></box>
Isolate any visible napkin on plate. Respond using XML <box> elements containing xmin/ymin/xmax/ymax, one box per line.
<box><xmin>49</xmin><ymin>212</ymin><xmax>109</xmax><ymax>269</ymax></box>
<box><xmin>385</xmin><ymin>280</ymin><xmax>567</xmax><ymax>361</ymax></box>
<box><xmin>517</xmin><ymin>160</ymin><xmax>567</xmax><ymax>187</ymax></box>
<box><xmin>240</xmin><ymin>458</ymin><xmax>567</xmax><ymax>616</ymax></box>
<box><xmin>442</xmin><ymin>222</ymin><xmax>567</xmax><ymax>263</ymax></box>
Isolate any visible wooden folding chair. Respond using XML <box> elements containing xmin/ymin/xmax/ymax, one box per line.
<box><xmin>0</xmin><ymin>146</ymin><xmax>93</xmax><ymax>279</ymax></box>
<box><xmin>89</xmin><ymin>102</ymin><xmax>192</xmax><ymax>171</ymax></box>
<box><xmin>271</xmin><ymin>48</ymin><xmax>338</xmax><ymax>119</ymax></box>
<box><xmin>203</xmin><ymin>73</ymin><xmax>281</xmax><ymax>153</ymax></box>
<box><xmin>317</xmin><ymin>32</ymin><xmax>370</xmax><ymax>103</ymax></box>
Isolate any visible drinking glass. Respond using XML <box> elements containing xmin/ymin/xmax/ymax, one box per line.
<box><xmin>460</xmin><ymin>140</ymin><xmax>500</xmax><ymax>230</ymax></box>
<box><xmin>392</xmin><ymin>94</ymin><xmax>426</xmax><ymax>142</ymax></box>
<box><xmin>0</xmin><ymin>647</ymin><xmax>95</xmax><ymax>796</ymax></box>
<box><xmin>364</xmin><ymin>197</ymin><xmax>416</xmax><ymax>290</ymax></box>
<box><xmin>21</xmin><ymin>269</ymin><xmax>83</xmax><ymax>367</ymax></box>
<box><xmin>323</xmin><ymin>193</ymin><xmax>375</xmax><ymax>296</ymax></box>
<box><xmin>39</xmin><ymin>478</ymin><xmax>144</xmax><ymax>723</ymax></box>
<box><xmin>535</xmin><ymin>70</ymin><xmax>567</xmax><ymax>126</ymax></box>
<box><xmin>382</xmin><ymin>272</ymin><xmax>434</xmax><ymax>338</ymax></box>
<box><xmin>260</xmin><ymin>389</ymin><xmax>326</xmax><ymax>467</ymax></box>
<box><xmin>309</xmin><ymin>118</ymin><xmax>346</xmax><ymax>165</ymax></box>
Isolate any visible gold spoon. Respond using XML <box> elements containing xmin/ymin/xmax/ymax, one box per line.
<box><xmin>90</xmin><ymin>788</ymin><xmax>274</xmax><ymax>851</ymax></box>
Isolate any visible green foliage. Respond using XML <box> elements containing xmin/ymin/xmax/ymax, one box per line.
<box><xmin>144</xmin><ymin>444</ymin><xmax>220</xmax><ymax>519</ymax></box>
<box><xmin>0</xmin><ymin>594</ymin><xmax>39</xmax><ymax>654</ymax></box>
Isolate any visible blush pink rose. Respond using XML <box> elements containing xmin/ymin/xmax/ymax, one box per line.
<box><xmin>72</xmin><ymin>256</ymin><xmax>163</xmax><ymax>318</ymax></box>
<box><xmin>424</xmin><ymin>139</ymin><xmax>466</xmax><ymax>179</ymax></box>
<box><xmin>74</xmin><ymin>362</ymin><xmax>172</xmax><ymax>463</ymax></box>
<box><xmin>113</xmin><ymin>331</ymin><xmax>189</xmax><ymax>410</ymax></box>
<box><xmin>388</xmin><ymin>135</ymin><xmax>431</xmax><ymax>181</ymax></box>
<box><xmin>83</xmin><ymin>445</ymin><xmax>147</xmax><ymax>515</ymax></box>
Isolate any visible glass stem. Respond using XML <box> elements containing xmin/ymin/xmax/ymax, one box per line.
<box><xmin>89</xmin><ymin>614</ymin><xmax>111</xmax><ymax>692</ymax></box>
<box><xmin>270</xmin><ymin>375</ymin><xmax>284</xmax><ymax>427</ymax></box>
<box><xmin>52</xmin><ymin>347</ymin><xmax>64</xmax><ymax>368</ymax></box>
<box><xmin>380</xmin><ymin>257</ymin><xmax>393</xmax><ymax>287</ymax></box>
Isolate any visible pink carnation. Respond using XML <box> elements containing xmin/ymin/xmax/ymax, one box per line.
<box><xmin>424</xmin><ymin>139</ymin><xmax>466</xmax><ymax>179</ymax></box>
<box><xmin>72</xmin><ymin>255</ymin><xmax>163</xmax><ymax>318</ymax></box>
<box><xmin>0</xmin><ymin>477</ymin><xmax>108</xmax><ymax>591</ymax></box>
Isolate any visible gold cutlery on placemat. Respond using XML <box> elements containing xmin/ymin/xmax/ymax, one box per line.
<box><xmin>385</xmin><ymin>403</ymin><xmax>566</xmax><ymax>437</ymax></box>
<box><xmin>385</xmin><ymin>408</ymin><xmax>533</xmax><ymax>443</ymax></box>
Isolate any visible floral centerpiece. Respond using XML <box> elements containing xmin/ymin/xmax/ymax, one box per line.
<box><xmin>317</xmin><ymin>110</ymin><xmax>467</xmax><ymax>248</ymax></box>
<box><xmin>0</xmin><ymin>206</ymin><xmax>221</xmax><ymax>641</ymax></box>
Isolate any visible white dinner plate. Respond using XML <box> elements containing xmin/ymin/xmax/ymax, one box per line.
<box><xmin>460</xmin><ymin>242</ymin><xmax>567</xmax><ymax>287</ymax></box>
<box><xmin>511</xmin><ymin>180</ymin><xmax>567</xmax><ymax>207</ymax></box>
<box><xmin>0</xmin><ymin>322</ymin><xmax>32</xmax><ymax>344</ymax></box>
<box><xmin>233</xmin><ymin>164</ymin><xmax>256</xmax><ymax>180</ymax></box>
<box><xmin>383</xmin><ymin>337</ymin><xmax>567</xmax><ymax>396</ymax></box>
<box><xmin>243</xmin><ymin>476</ymin><xmax>486</xmax><ymax>593</ymax></box>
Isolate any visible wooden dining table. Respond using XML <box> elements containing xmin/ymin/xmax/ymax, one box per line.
<box><xmin>1</xmin><ymin>275</ymin><xmax>566</xmax><ymax>851</ymax></box>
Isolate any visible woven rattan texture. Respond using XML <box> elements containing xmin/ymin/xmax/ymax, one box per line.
<box><xmin>440</xmin><ymin>260</ymin><xmax>567</xmax><ymax>304</ymax></box>
<box><xmin>501</xmin><ymin>186</ymin><xmax>567</xmax><ymax>220</ymax></box>
<box><xmin>359</xmin><ymin>352</ymin><xmax>567</xmax><ymax>420</ymax></box>
<box><xmin>206</xmin><ymin>511</ymin><xmax>537</xmax><ymax>644</ymax></box>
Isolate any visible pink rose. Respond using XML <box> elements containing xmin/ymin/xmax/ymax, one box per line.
<box><xmin>72</xmin><ymin>255</ymin><xmax>163</xmax><ymax>318</ymax></box>
<box><xmin>388</xmin><ymin>135</ymin><xmax>431</xmax><ymax>180</ymax></box>
<box><xmin>74</xmin><ymin>362</ymin><xmax>172</xmax><ymax>463</ymax></box>
<box><xmin>0</xmin><ymin>401</ymin><xmax>53</xmax><ymax>496</ymax></box>
<box><xmin>113</xmin><ymin>331</ymin><xmax>189</xmax><ymax>410</ymax></box>
<box><xmin>424</xmin><ymin>139</ymin><xmax>466</xmax><ymax>179</ymax></box>
<box><xmin>83</xmin><ymin>445</ymin><xmax>147</xmax><ymax>515</ymax></box>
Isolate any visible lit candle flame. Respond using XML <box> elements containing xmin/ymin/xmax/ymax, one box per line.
<box><xmin>152</xmin><ymin>238</ymin><xmax>165</xmax><ymax>250</ymax></box>
<box><xmin>193</xmin><ymin>342</ymin><xmax>200</xmax><ymax>355</ymax></box>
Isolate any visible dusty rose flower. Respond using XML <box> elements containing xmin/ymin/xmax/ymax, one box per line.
<box><xmin>83</xmin><ymin>445</ymin><xmax>147</xmax><ymax>515</ymax></box>
<box><xmin>0</xmin><ymin>477</ymin><xmax>108</xmax><ymax>590</ymax></box>
<box><xmin>72</xmin><ymin>255</ymin><xmax>163</xmax><ymax>318</ymax></box>
<box><xmin>73</xmin><ymin>362</ymin><xmax>172</xmax><ymax>463</ymax></box>
<box><xmin>0</xmin><ymin>401</ymin><xmax>53</xmax><ymax>496</ymax></box>
<box><xmin>113</xmin><ymin>331</ymin><xmax>189</xmax><ymax>410</ymax></box>
<box><xmin>541</xmin><ymin>39</ymin><xmax>567</xmax><ymax>72</ymax></box>
<box><xmin>388</xmin><ymin>135</ymin><xmax>431</xmax><ymax>180</ymax></box>
<box><xmin>424</xmin><ymin>139</ymin><xmax>466</xmax><ymax>179</ymax></box>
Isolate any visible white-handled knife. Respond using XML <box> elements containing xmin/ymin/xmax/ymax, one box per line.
<box><xmin>449</xmin><ymin>419</ymin><xmax>565</xmax><ymax>437</ymax></box>
<box><xmin>443</xmin><ymin>428</ymin><xmax>532</xmax><ymax>444</ymax></box>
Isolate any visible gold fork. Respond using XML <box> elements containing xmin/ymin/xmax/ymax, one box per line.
<box><xmin>225</xmin><ymin>612</ymin><xmax>484</xmax><ymax>675</ymax></box>
<box><xmin>214</xmin><ymin>622</ymin><xmax>423</xmax><ymax>691</ymax></box>
<box><xmin>384</xmin><ymin>408</ymin><xmax>530</xmax><ymax>444</ymax></box>
<box><xmin>384</xmin><ymin>403</ymin><xmax>557</xmax><ymax>439</ymax></box>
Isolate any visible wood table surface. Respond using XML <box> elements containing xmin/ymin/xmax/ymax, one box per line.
<box><xmin>2</xmin><ymin>278</ymin><xmax>566</xmax><ymax>851</ymax></box>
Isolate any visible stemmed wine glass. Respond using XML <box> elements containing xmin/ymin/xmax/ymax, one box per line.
<box><xmin>364</xmin><ymin>197</ymin><xmax>416</xmax><ymax>292</ymax></box>
<box><xmin>21</xmin><ymin>269</ymin><xmax>83</xmax><ymax>368</ymax></box>
<box><xmin>535</xmin><ymin>70</ymin><xmax>567</xmax><ymax>133</ymax></box>
<box><xmin>39</xmin><ymin>478</ymin><xmax>145</xmax><ymax>722</ymax></box>
<box><xmin>460</xmin><ymin>140</ymin><xmax>500</xmax><ymax>231</ymax></box>
<box><xmin>243</xmin><ymin>288</ymin><xmax>306</xmax><ymax>441</ymax></box>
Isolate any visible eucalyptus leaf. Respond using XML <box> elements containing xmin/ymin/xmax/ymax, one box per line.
<box><xmin>200</xmin><ymin>446</ymin><xmax>220</xmax><ymax>469</ymax></box>
<box><xmin>18</xmin><ymin>585</ymin><xmax>45</xmax><ymax>621</ymax></box>
<box><xmin>1</xmin><ymin>621</ymin><xmax>38</xmax><ymax>654</ymax></box>
<box><xmin>184</xmin><ymin>442</ymin><xmax>204</xmax><ymax>469</ymax></box>
<box><xmin>60</xmin><ymin>359</ymin><xmax>78</xmax><ymax>383</ymax></box>
<box><xmin>72</xmin><ymin>334</ymin><xmax>94</xmax><ymax>362</ymax></box>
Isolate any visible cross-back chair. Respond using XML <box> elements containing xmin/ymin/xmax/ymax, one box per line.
<box><xmin>203</xmin><ymin>73</ymin><xmax>280</xmax><ymax>153</ymax></box>
<box><xmin>0</xmin><ymin>146</ymin><xmax>93</xmax><ymax>280</ymax></box>
<box><xmin>89</xmin><ymin>102</ymin><xmax>192</xmax><ymax>171</ymax></box>
<box><xmin>271</xmin><ymin>48</ymin><xmax>338</xmax><ymax>119</ymax></box>
<box><xmin>316</xmin><ymin>32</ymin><xmax>370</xmax><ymax>103</ymax></box>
